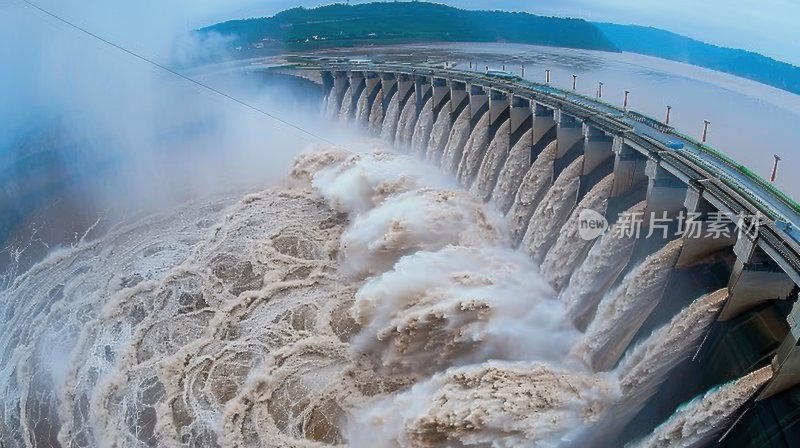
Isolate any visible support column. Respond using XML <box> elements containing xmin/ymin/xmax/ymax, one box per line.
<box><xmin>757</xmin><ymin>301</ymin><xmax>800</xmax><ymax>400</ymax></box>
<box><xmin>431</xmin><ymin>77</ymin><xmax>450</xmax><ymax>116</ymax></box>
<box><xmin>555</xmin><ymin>110</ymin><xmax>584</xmax><ymax>159</ymax></box>
<box><xmin>510</xmin><ymin>96</ymin><xmax>532</xmax><ymax>132</ymax></box>
<box><xmin>509</xmin><ymin>95</ymin><xmax>533</xmax><ymax>147</ymax></box>
<box><xmin>347</xmin><ymin>71</ymin><xmax>365</xmax><ymax>91</ymax></box>
<box><xmin>321</xmin><ymin>70</ymin><xmax>335</xmax><ymax>97</ymax></box>
<box><xmin>676</xmin><ymin>185</ymin><xmax>737</xmax><ymax>267</ymax></box>
<box><xmin>380</xmin><ymin>72</ymin><xmax>398</xmax><ymax>105</ymax></box>
<box><xmin>364</xmin><ymin>72</ymin><xmax>381</xmax><ymax>98</ymax></box>
<box><xmin>718</xmin><ymin>235</ymin><xmax>795</xmax><ymax>320</ymax></box>
<box><xmin>578</xmin><ymin>124</ymin><xmax>615</xmax><ymax>200</ymax></box>
<box><xmin>396</xmin><ymin>74</ymin><xmax>415</xmax><ymax>106</ymax></box>
<box><xmin>449</xmin><ymin>80</ymin><xmax>469</xmax><ymax>115</ymax></box>
<box><xmin>343</xmin><ymin>72</ymin><xmax>366</xmax><ymax>119</ymax></box>
<box><xmin>610</xmin><ymin>140</ymin><xmax>647</xmax><ymax>197</ymax></box>
<box><xmin>468</xmin><ymin>83</ymin><xmax>489</xmax><ymax>124</ymax></box>
<box><xmin>527</xmin><ymin>103</ymin><xmax>557</xmax><ymax>170</ymax></box>
<box><xmin>582</xmin><ymin>125</ymin><xmax>614</xmax><ymax>175</ymax></box>
<box><xmin>606</xmin><ymin>138</ymin><xmax>648</xmax><ymax>223</ymax></box>
<box><xmin>414</xmin><ymin>75</ymin><xmax>432</xmax><ymax>111</ymax></box>
<box><xmin>489</xmin><ymin>88</ymin><xmax>510</xmax><ymax>127</ymax></box>
<box><xmin>643</xmin><ymin>158</ymin><xmax>687</xmax><ymax>219</ymax></box>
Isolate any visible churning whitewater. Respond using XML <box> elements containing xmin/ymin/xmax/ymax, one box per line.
<box><xmin>0</xmin><ymin>79</ymin><xmax>767</xmax><ymax>448</ymax></box>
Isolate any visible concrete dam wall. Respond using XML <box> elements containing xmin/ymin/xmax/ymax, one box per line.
<box><xmin>6</xmin><ymin>59</ymin><xmax>799</xmax><ymax>447</ymax></box>
<box><xmin>304</xmin><ymin>63</ymin><xmax>800</xmax><ymax>446</ymax></box>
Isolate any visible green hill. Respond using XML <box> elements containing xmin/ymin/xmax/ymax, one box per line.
<box><xmin>200</xmin><ymin>1</ymin><xmax>800</xmax><ymax>95</ymax></box>
<box><xmin>200</xmin><ymin>2</ymin><xmax>618</xmax><ymax>52</ymax></box>
<box><xmin>596</xmin><ymin>23</ymin><xmax>800</xmax><ymax>95</ymax></box>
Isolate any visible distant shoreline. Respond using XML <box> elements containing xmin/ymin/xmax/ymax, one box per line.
<box><xmin>198</xmin><ymin>1</ymin><xmax>800</xmax><ymax>96</ymax></box>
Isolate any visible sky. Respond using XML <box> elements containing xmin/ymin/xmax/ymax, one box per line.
<box><xmin>4</xmin><ymin>0</ymin><xmax>798</xmax><ymax>65</ymax></box>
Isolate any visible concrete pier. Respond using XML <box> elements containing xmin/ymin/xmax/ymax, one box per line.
<box><xmin>468</xmin><ymin>84</ymin><xmax>488</xmax><ymax>124</ymax></box>
<box><xmin>450</xmin><ymin>80</ymin><xmax>469</xmax><ymax>115</ymax></box>
<box><xmin>582</xmin><ymin>125</ymin><xmax>615</xmax><ymax>175</ymax></box>
<box><xmin>555</xmin><ymin>110</ymin><xmax>584</xmax><ymax>159</ymax></box>
<box><xmin>606</xmin><ymin>139</ymin><xmax>648</xmax><ymax>222</ymax></box>
<box><xmin>431</xmin><ymin>77</ymin><xmax>450</xmax><ymax>116</ymax></box>
<box><xmin>414</xmin><ymin>75</ymin><xmax>432</xmax><ymax>111</ymax></box>
<box><xmin>758</xmin><ymin>301</ymin><xmax>800</xmax><ymax>400</ymax></box>
<box><xmin>718</xmin><ymin>234</ymin><xmax>795</xmax><ymax>320</ymax></box>
<box><xmin>643</xmin><ymin>158</ymin><xmax>688</xmax><ymax>219</ymax></box>
<box><xmin>489</xmin><ymin>89</ymin><xmax>510</xmax><ymax>127</ymax></box>
<box><xmin>531</xmin><ymin>104</ymin><xmax>556</xmax><ymax>157</ymax></box>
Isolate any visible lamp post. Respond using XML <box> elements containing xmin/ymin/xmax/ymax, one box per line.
<box><xmin>771</xmin><ymin>154</ymin><xmax>782</xmax><ymax>182</ymax></box>
<box><xmin>702</xmin><ymin>120</ymin><xmax>711</xmax><ymax>143</ymax></box>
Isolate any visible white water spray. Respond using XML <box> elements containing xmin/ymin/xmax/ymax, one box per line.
<box><xmin>561</xmin><ymin>201</ymin><xmax>646</xmax><ymax>331</ymax></box>
<box><xmin>522</xmin><ymin>155</ymin><xmax>584</xmax><ymax>264</ymax></box>
<box><xmin>441</xmin><ymin>106</ymin><xmax>471</xmax><ymax>175</ymax></box>
<box><xmin>579</xmin><ymin>239</ymin><xmax>685</xmax><ymax>372</ymax></box>
<box><xmin>368</xmin><ymin>90</ymin><xmax>385</xmax><ymax>135</ymax></box>
<box><xmin>355</xmin><ymin>86</ymin><xmax>371</xmax><ymax>125</ymax></box>
<box><xmin>380</xmin><ymin>91</ymin><xmax>402</xmax><ymax>142</ymax></box>
<box><xmin>507</xmin><ymin>140</ymin><xmax>557</xmax><ymax>246</ymax></box>
<box><xmin>395</xmin><ymin>96</ymin><xmax>418</xmax><ymax>147</ymax></box>
<box><xmin>471</xmin><ymin>120</ymin><xmax>511</xmax><ymax>202</ymax></box>
<box><xmin>541</xmin><ymin>174</ymin><xmax>614</xmax><ymax>291</ymax></box>
<box><xmin>424</xmin><ymin>105</ymin><xmax>452</xmax><ymax>165</ymax></box>
<box><xmin>492</xmin><ymin>129</ymin><xmax>533</xmax><ymax>214</ymax></box>
<box><xmin>616</xmin><ymin>289</ymin><xmax>728</xmax><ymax>415</ymax></box>
<box><xmin>410</xmin><ymin>97</ymin><xmax>434</xmax><ymax>157</ymax></box>
<box><xmin>338</xmin><ymin>85</ymin><xmax>354</xmax><ymax>122</ymax></box>
<box><xmin>346</xmin><ymin>361</ymin><xmax>619</xmax><ymax>448</ymax></box>
<box><xmin>631</xmin><ymin>366</ymin><xmax>773</xmax><ymax>448</ymax></box>
<box><xmin>456</xmin><ymin>111</ymin><xmax>492</xmax><ymax>188</ymax></box>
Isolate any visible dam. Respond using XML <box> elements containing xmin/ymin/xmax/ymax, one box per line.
<box><xmin>3</xmin><ymin>0</ymin><xmax>800</xmax><ymax>444</ymax></box>
<box><xmin>2</xmin><ymin>55</ymin><xmax>800</xmax><ymax>447</ymax></box>
<box><xmin>287</xmin><ymin>58</ymin><xmax>800</xmax><ymax>445</ymax></box>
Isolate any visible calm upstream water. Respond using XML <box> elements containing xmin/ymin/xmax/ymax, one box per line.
<box><xmin>307</xmin><ymin>42</ymin><xmax>800</xmax><ymax>199</ymax></box>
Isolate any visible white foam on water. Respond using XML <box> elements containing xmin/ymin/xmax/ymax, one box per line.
<box><xmin>471</xmin><ymin>120</ymin><xmax>511</xmax><ymax>202</ymax></box>
<box><xmin>338</xmin><ymin>85</ymin><xmax>355</xmax><ymax>122</ymax></box>
<box><xmin>506</xmin><ymin>140</ymin><xmax>557</xmax><ymax>246</ymax></box>
<box><xmin>541</xmin><ymin>174</ymin><xmax>614</xmax><ymax>291</ymax></box>
<box><xmin>492</xmin><ymin>129</ymin><xmax>533</xmax><ymax>214</ymax></box>
<box><xmin>440</xmin><ymin>106</ymin><xmax>472</xmax><ymax>175</ymax></box>
<box><xmin>577</xmin><ymin>239</ymin><xmax>685</xmax><ymax>372</ymax></box>
<box><xmin>521</xmin><ymin>155</ymin><xmax>584</xmax><ymax>264</ymax></box>
<box><xmin>561</xmin><ymin>201</ymin><xmax>646</xmax><ymax>331</ymax></box>
<box><xmin>630</xmin><ymin>366</ymin><xmax>772</xmax><ymax>448</ymax></box>
<box><xmin>368</xmin><ymin>90</ymin><xmax>385</xmax><ymax>135</ymax></box>
<box><xmin>424</xmin><ymin>104</ymin><xmax>453</xmax><ymax>165</ymax></box>
<box><xmin>456</xmin><ymin>110</ymin><xmax>491</xmax><ymax>188</ymax></box>
<box><xmin>380</xmin><ymin>92</ymin><xmax>403</xmax><ymax>142</ymax></box>
<box><xmin>410</xmin><ymin>97</ymin><xmax>435</xmax><ymax>157</ymax></box>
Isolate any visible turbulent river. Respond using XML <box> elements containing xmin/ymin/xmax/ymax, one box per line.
<box><xmin>0</xmin><ymin>52</ymin><xmax>778</xmax><ymax>447</ymax></box>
